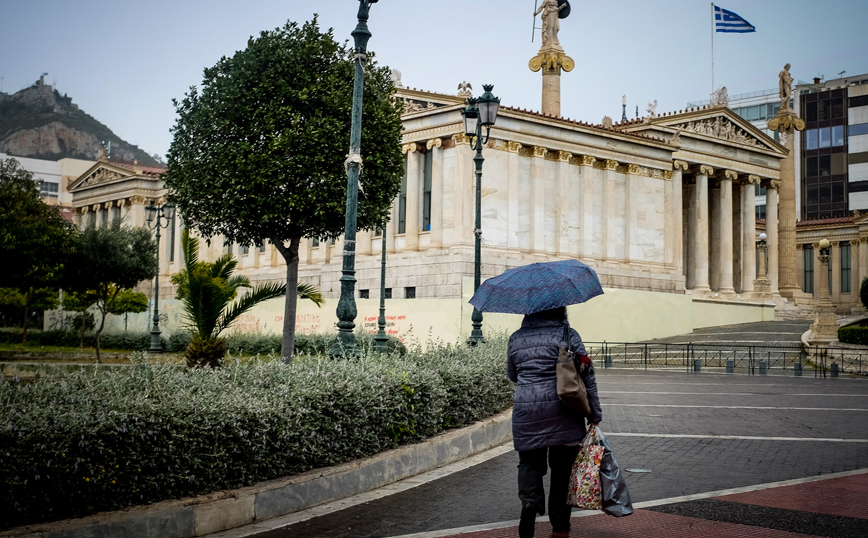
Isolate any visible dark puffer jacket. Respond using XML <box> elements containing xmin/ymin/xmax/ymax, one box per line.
<box><xmin>507</xmin><ymin>313</ymin><xmax>603</xmax><ymax>452</ymax></box>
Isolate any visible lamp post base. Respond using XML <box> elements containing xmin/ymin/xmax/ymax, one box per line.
<box><xmin>149</xmin><ymin>329</ymin><xmax>163</xmax><ymax>353</ymax></box>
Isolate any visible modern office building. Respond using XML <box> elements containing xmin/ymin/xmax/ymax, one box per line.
<box><xmin>0</xmin><ymin>152</ymin><xmax>94</xmax><ymax>218</ymax></box>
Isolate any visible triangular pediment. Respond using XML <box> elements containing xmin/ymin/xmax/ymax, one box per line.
<box><xmin>395</xmin><ymin>87</ymin><xmax>465</xmax><ymax>117</ymax></box>
<box><xmin>68</xmin><ymin>161</ymin><xmax>138</xmax><ymax>191</ymax></box>
<box><xmin>622</xmin><ymin>107</ymin><xmax>787</xmax><ymax>155</ymax></box>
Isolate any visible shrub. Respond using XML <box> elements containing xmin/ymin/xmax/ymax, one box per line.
<box><xmin>0</xmin><ymin>328</ymin><xmax>165</xmax><ymax>351</ymax></box>
<box><xmin>0</xmin><ymin>337</ymin><xmax>513</xmax><ymax>528</ymax></box>
<box><xmin>862</xmin><ymin>277</ymin><xmax>868</xmax><ymax>310</ymax></box>
<box><xmin>838</xmin><ymin>326</ymin><xmax>868</xmax><ymax>345</ymax></box>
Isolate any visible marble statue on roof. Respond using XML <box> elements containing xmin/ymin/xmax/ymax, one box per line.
<box><xmin>779</xmin><ymin>63</ymin><xmax>793</xmax><ymax>111</ymax></box>
<box><xmin>535</xmin><ymin>0</ymin><xmax>567</xmax><ymax>51</ymax></box>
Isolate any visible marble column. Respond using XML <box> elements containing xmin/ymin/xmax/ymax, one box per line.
<box><xmin>740</xmin><ymin>175</ymin><xmax>758</xmax><ymax>293</ymax></box>
<box><xmin>403</xmin><ymin>142</ymin><xmax>422</xmax><ymax>251</ymax></box>
<box><xmin>451</xmin><ymin>134</ymin><xmax>471</xmax><ymax>247</ymax></box>
<box><xmin>506</xmin><ymin>141</ymin><xmax>522</xmax><ymax>251</ymax></box>
<box><xmin>531</xmin><ymin>146</ymin><xmax>548</xmax><ymax>254</ymax></box>
<box><xmin>795</xmin><ymin>244</ymin><xmax>804</xmax><ymax>291</ymax></box>
<box><xmin>684</xmin><ymin>179</ymin><xmax>696</xmax><ymax>289</ymax></box>
<box><xmin>556</xmin><ymin>151</ymin><xmax>573</xmax><ymax>256</ymax></box>
<box><xmin>859</xmin><ymin>237</ymin><xmax>868</xmax><ymax>290</ymax></box>
<box><xmin>603</xmin><ymin>159</ymin><xmax>620</xmax><ymax>261</ymax></box>
<box><xmin>670</xmin><ymin>161</ymin><xmax>688</xmax><ymax>275</ymax></box>
<box><xmin>529</xmin><ymin>51</ymin><xmax>575</xmax><ymax>118</ymax></box>
<box><xmin>718</xmin><ymin>171</ymin><xmax>737</xmax><ymax>294</ymax></box>
<box><xmin>709</xmin><ymin>181</ymin><xmax>721</xmax><ymax>291</ymax></box>
<box><xmin>765</xmin><ymin>180</ymin><xmax>780</xmax><ymax>294</ymax></box>
<box><xmin>831</xmin><ymin>241</ymin><xmax>841</xmax><ymax>304</ymax></box>
<box><xmin>851</xmin><ymin>239</ymin><xmax>861</xmax><ymax>303</ymax></box>
<box><xmin>578</xmin><ymin>155</ymin><xmax>597</xmax><ymax>259</ymax></box>
<box><xmin>692</xmin><ymin>166</ymin><xmax>712</xmax><ymax>292</ymax></box>
<box><xmin>769</xmin><ymin>107</ymin><xmax>806</xmax><ymax>298</ymax></box>
<box><xmin>625</xmin><ymin>164</ymin><xmax>642</xmax><ymax>261</ymax></box>
<box><xmin>427</xmin><ymin>138</ymin><xmax>444</xmax><ymax>249</ymax></box>
<box><xmin>812</xmin><ymin>243</ymin><xmax>821</xmax><ymax>300</ymax></box>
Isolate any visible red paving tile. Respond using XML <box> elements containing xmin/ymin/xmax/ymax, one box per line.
<box><xmin>717</xmin><ymin>473</ymin><xmax>868</xmax><ymax>520</ymax></box>
<box><xmin>444</xmin><ymin>510</ymin><xmax>824</xmax><ymax>538</ymax></box>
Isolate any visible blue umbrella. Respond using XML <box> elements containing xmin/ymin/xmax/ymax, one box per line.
<box><xmin>469</xmin><ymin>259</ymin><xmax>603</xmax><ymax>315</ymax></box>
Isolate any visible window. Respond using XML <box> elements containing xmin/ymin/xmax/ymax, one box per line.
<box><xmin>257</xmin><ymin>242</ymin><xmax>266</xmax><ymax>253</ymax></box>
<box><xmin>807</xmin><ymin>156</ymin><xmax>819</xmax><ymax>177</ymax></box>
<box><xmin>360</xmin><ymin>289</ymin><xmax>369</xmax><ymax>299</ymax></box>
<box><xmin>754</xmin><ymin>184</ymin><xmax>767</xmax><ymax>195</ymax></box>
<box><xmin>755</xmin><ymin>205</ymin><xmax>766</xmax><ymax>219</ymax></box>
<box><xmin>224</xmin><ymin>241</ymin><xmax>233</xmax><ymax>255</ymax></box>
<box><xmin>241</xmin><ymin>244</ymin><xmax>250</xmax><ymax>255</ymax></box>
<box><xmin>841</xmin><ymin>242</ymin><xmax>851</xmax><ymax>293</ymax></box>
<box><xmin>384</xmin><ymin>288</ymin><xmax>392</xmax><ymax>299</ymax></box>
<box><xmin>804</xmin><ymin>245</ymin><xmax>814</xmax><ymax>293</ymax></box>
<box><xmin>806</xmin><ymin>129</ymin><xmax>818</xmax><ymax>150</ymax></box>
<box><xmin>850</xmin><ymin>95</ymin><xmax>868</xmax><ymax>108</ymax></box>
<box><xmin>422</xmin><ymin>150</ymin><xmax>432</xmax><ymax>231</ymax></box>
<box><xmin>832</xmin><ymin>153</ymin><xmax>846</xmax><ymax>176</ymax></box>
<box><xmin>806</xmin><ymin>101</ymin><xmax>818</xmax><ymax>122</ymax></box>
<box><xmin>374</xmin><ymin>226</ymin><xmax>383</xmax><ymax>238</ymax></box>
<box><xmin>831</xmin><ymin>98</ymin><xmax>844</xmax><ymax>119</ymax></box>
<box><xmin>832</xmin><ymin>125</ymin><xmax>844</xmax><ymax>147</ymax></box>
<box><xmin>819</xmin><ymin>100</ymin><xmax>831</xmax><ymax>121</ymax></box>
<box><xmin>398</xmin><ymin>154</ymin><xmax>407</xmax><ymax>234</ymax></box>
<box><xmin>819</xmin><ymin>127</ymin><xmax>831</xmax><ymax>148</ymax></box>
<box><xmin>850</xmin><ymin>123</ymin><xmax>868</xmax><ymax>137</ymax></box>
<box><xmin>39</xmin><ymin>181</ymin><xmax>59</xmax><ymax>198</ymax></box>
<box><xmin>819</xmin><ymin>155</ymin><xmax>831</xmax><ymax>176</ymax></box>
<box><xmin>405</xmin><ymin>286</ymin><xmax>416</xmax><ymax>299</ymax></box>
<box><xmin>312</xmin><ymin>237</ymin><xmax>319</xmax><ymax>247</ymax></box>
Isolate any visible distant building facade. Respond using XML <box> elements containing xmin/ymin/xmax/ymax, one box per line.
<box><xmin>0</xmin><ymin>152</ymin><xmax>94</xmax><ymax>217</ymax></box>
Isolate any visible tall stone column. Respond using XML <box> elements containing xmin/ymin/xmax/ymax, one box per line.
<box><xmin>692</xmin><ymin>166</ymin><xmax>712</xmax><ymax>292</ymax></box>
<box><xmin>451</xmin><ymin>134</ymin><xmax>471</xmax><ymax>247</ymax></box>
<box><xmin>577</xmin><ymin>155</ymin><xmax>597</xmax><ymax>259</ymax></box>
<box><xmin>812</xmin><ymin>243</ymin><xmax>821</xmax><ymax>300</ymax></box>
<box><xmin>718</xmin><ymin>171</ymin><xmax>736</xmax><ymax>294</ymax></box>
<box><xmin>402</xmin><ymin>142</ymin><xmax>422</xmax><ymax>251</ymax></box>
<box><xmin>506</xmin><ymin>141</ymin><xmax>522</xmax><ymax>251</ymax></box>
<box><xmin>741</xmin><ymin>175</ymin><xmax>758</xmax><ymax>293</ymax></box>
<box><xmin>556</xmin><ymin>150</ymin><xmax>573</xmax><ymax>256</ymax></box>
<box><xmin>529</xmin><ymin>52</ymin><xmax>574</xmax><ymax>117</ymax></box>
<box><xmin>765</xmin><ymin>180</ymin><xmax>780</xmax><ymax>294</ymax></box>
<box><xmin>684</xmin><ymin>179</ymin><xmax>696</xmax><ymax>289</ymax></box>
<box><xmin>769</xmin><ymin>102</ymin><xmax>806</xmax><ymax>299</ymax></box>
<box><xmin>851</xmin><ymin>239</ymin><xmax>861</xmax><ymax>303</ymax></box>
<box><xmin>860</xmin><ymin>237</ymin><xmax>868</xmax><ymax>291</ymax></box>
<box><xmin>831</xmin><ymin>241</ymin><xmax>841</xmax><ymax>304</ymax></box>
<box><xmin>531</xmin><ymin>146</ymin><xmax>548</xmax><ymax>253</ymax></box>
<box><xmin>602</xmin><ymin>159</ymin><xmax>620</xmax><ymax>261</ymax></box>
<box><xmin>427</xmin><ymin>138</ymin><xmax>444</xmax><ymax>249</ymax></box>
<box><xmin>670</xmin><ymin>161</ymin><xmax>688</xmax><ymax>275</ymax></box>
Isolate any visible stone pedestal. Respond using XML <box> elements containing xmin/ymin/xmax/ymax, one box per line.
<box><xmin>768</xmin><ymin>110</ymin><xmax>806</xmax><ymax>299</ymax></box>
<box><xmin>753</xmin><ymin>243</ymin><xmax>771</xmax><ymax>300</ymax></box>
<box><xmin>811</xmin><ymin>253</ymin><xmax>839</xmax><ymax>344</ymax></box>
<box><xmin>529</xmin><ymin>50</ymin><xmax>574</xmax><ymax>117</ymax></box>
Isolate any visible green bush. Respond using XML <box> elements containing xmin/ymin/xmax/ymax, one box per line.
<box><xmin>0</xmin><ymin>328</ymin><xmax>165</xmax><ymax>351</ymax></box>
<box><xmin>861</xmin><ymin>277</ymin><xmax>868</xmax><ymax>310</ymax></box>
<box><xmin>0</xmin><ymin>338</ymin><xmax>513</xmax><ymax>528</ymax></box>
<box><xmin>838</xmin><ymin>326</ymin><xmax>868</xmax><ymax>345</ymax></box>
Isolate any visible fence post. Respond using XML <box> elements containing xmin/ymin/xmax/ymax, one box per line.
<box><xmin>644</xmin><ymin>343</ymin><xmax>648</xmax><ymax>371</ymax></box>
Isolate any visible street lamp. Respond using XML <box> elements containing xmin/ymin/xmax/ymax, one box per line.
<box><xmin>462</xmin><ymin>84</ymin><xmax>501</xmax><ymax>346</ymax></box>
<box><xmin>144</xmin><ymin>200</ymin><xmax>175</xmax><ymax>353</ymax></box>
<box><xmin>330</xmin><ymin>0</ymin><xmax>379</xmax><ymax>358</ymax></box>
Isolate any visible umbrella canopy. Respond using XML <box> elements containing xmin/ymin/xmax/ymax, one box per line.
<box><xmin>469</xmin><ymin>259</ymin><xmax>603</xmax><ymax>315</ymax></box>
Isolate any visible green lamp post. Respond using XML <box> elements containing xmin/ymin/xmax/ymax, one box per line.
<box><xmin>462</xmin><ymin>84</ymin><xmax>501</xmax><ymax>346</ymax></box>
<box><xmin>330</xmin><ymin>0</ymin><xmax>379</xmax><ymax>358</ymax></box>
<box><xmin>373</xmin><ymin>224</ymin><xmax>389</xmax><ymax>352</ymax></box>
<box><xmin>144</xmin><ymin>200</ymin><xmax>175</xmax><ymax>353</ymax></box>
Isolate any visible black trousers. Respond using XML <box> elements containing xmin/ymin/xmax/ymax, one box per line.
<box><xmin>517</xmin><ymin>444</ymin><xmax>581</xmax><ymax>532</ymax></box>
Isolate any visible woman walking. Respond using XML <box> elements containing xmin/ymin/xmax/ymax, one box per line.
<box><xmin>507</xmin><ymin>306</ymin><xmax>602</xmax><ymax>538</ymax></box>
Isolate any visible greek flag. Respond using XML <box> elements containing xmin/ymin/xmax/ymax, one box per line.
<box><xmin>714</xmin><ymin>5</ymin><xmax>756</xmax><ymax>33</ymax></box>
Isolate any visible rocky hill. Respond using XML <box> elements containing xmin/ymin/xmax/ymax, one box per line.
<box><xmin>0</xmin><ymin>76</ymin><xmax>159</xmax><ymax>165</ymax></box>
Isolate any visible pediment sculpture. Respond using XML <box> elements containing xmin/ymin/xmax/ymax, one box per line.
<box><xmin>673</xmin><ymin>117</ymin><xmax>761</xmax><ymax>147</ymax></box>
<box><xmin>81</xmin><ymin>168</ymin><xmax>124</xmax><ymax>187</ymax></box>
<box><xmin>400</xmin><ymin>97</ymin><xmax>441</xmax><ymax>115</ymax></box>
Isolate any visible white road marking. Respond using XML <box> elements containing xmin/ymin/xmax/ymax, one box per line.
<box><xmin>603</xmin><ymin>404</ymin><xmax>868</xmax><ymax>411</ymax></box>
<box><xmin>385</xmin><ymin>468</ymin><xmax>868</xmax><ymax>537</ymax></box>
<box><xmin>602</xmin><ymin>391</ymin><xmax>868</xmax><ymax>397</ymax></box>
<box><xmin>606</xmin><ymin>432</ymin><xmax>868</xmax><ymax>443</ymax></box>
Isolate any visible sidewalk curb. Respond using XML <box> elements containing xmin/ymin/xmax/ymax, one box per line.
<box><xmin>3</xmin><ymin>409</ymin><xmax>513</xmax><ymax>538</ymax></box>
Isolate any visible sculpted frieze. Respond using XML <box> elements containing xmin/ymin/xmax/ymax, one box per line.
<box><xmin>399</xmin><ymin>97</ymin><xmax>442</xmax><ymax>116</ymax></box>
<box><xmin>674</xmin><ymin>117</ymin><xmax>761</xmax><ymax>148</ymax></box>
<box><xmin>82</xmin><ymin>168</ymin><xmax>124</xmax><ymax>187</ymax></box>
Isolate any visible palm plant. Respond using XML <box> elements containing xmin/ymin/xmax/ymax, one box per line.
<box><xmin>178</xmin><ymin>229</ymin><xmax>288</xmax><ymax>368</ymax></box>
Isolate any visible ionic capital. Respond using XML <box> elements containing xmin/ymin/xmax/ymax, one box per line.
<box><xmin>532</xmin><ymin>145</ymin><xmax>548</xmax><ymax>158</ymax></box>
<box><xmin>116</xmin><ymin>199</ymin><xmax>127</xmax><ymax>207</ymax></box>
<box><xmin>723</xmin><ymin>170</ymin><xmax>738</xmax><ymax>181</ymax></box>
<box><xmin>557</xmin><ymin>150</ymin><xmax>573</xmax><ymax>162</ymax></box>
<box><xmin>505</xmin><ymin>141</ymin><xmax>522</xmax><ymax>154</ymax></box>
<box><xmin>672</xmin><ymin>160</ymin><xmax>689</xmax><ymax>171</ymax></box>
<box><xmin>698</xmin><ymin>164</ymin><xmax>715</xmax><ymax>176</ymax></box>
<box><xmin>426</xmin><ymin>138</ymin><xmax>442</xmax><ymax>150</ymax></box>
<box><xmin>796</xmin><ymin>243</ymin><xmax>803</xmax><ymax>250</ymax></box>
<box><xmin>451</xmin><ymin>133</ymin><xmax>470</xmax><ymax>145</ymax></box>
<box><xmin>831</xmin><ymin>241</ymin><xmax>841</xmax><ymax>247</ymax></box>
<box><xmin>766</xmin><ymin>179</ymin><xmax>782</xmax><ymax>190</ymax></box>
<box><xmin>402</xmin><ymin>142</ymin><xmax>419</xmax><ymax>154</ymax></box>
<box><xmin>80</xmin><ymin>206</ymin><xmax>89</xmax><ymax>214</ymax></box>
<box><xmin>626</xmin><ymin>163</ymin><xmax>641</xmax><ymax>175</ymax></box>
<box><xmin>104</xmin><ymin>201</ymin><xmax>114</xmax><ymax>209</ymax></box>
<box><xmin>662</xmin><ymin>170</ymin><xmax>673</xmax><ymax>180</ymax></box>
<box><xmin>129</xmin><ymin>196</ymin><xmax>146</xmax><ymax>205</ymax></box>
<box><xmin>746</xmin><ymin>174</ymin><xmax>761</xmax><ymax>185</ymax></box>
<box><xmin>604</xmin><ymin>159</ymin><xmax>619</xmax><ymax>171</ymax></box>
<box><xmin>579</xmin><ymin>155</ymin><xmax>596</xmax><ymax>167</ymax></box>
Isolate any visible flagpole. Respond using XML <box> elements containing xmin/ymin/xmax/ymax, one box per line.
<box><xmin>711</xmin><ymin>2</ymin><xmax>715</xmax><ymax>94</ymax></box>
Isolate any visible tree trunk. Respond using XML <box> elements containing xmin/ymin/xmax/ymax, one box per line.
<box><xmin>94</xmin><ymin>303</ymin><xmax>106</xmax><ymax>364</ymax></box>
<box><xmin>79</xmin><ymin>311</ymin><xmax>86</xmax><ymax>348</ymax></box>
<box><xmin>275</xmin><ymin>237</ymin><xmax>301</xmax><ymax>363</ymax></box>
<box><xmin>22</xmin><ymin>288</ymin><xmax>31</xmax><ymax>344</ymax></box>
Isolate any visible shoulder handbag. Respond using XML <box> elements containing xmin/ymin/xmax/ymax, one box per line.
<box><xmin>556</xmin><ymin>325</ymin><xmax>592</xmax><ymax>416</ymax></box>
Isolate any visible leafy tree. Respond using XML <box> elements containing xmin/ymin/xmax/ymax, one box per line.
<box><xmin>0</xmin><ymin>158</ymin><xmax>76</xmax><ymax>342</ymax></box>
<box><xmin>173</xmin><ymin>267</ymin><xmax>324</xmax><ymax>306</ymax></box>
<box><xmin>61</xmin><ymin>290</ymin><xmax>99</xmax><ymax>347</ymax></box>
<box><xmin>107</xmin><ymin>289</ymin><xmax>148</xmax><ymax>333</ymax></box>
<box><xmin>0</xmin><ymin>287</ymin><xmax>58</xmax><ymax>330</ymax></box>
<box><xmin>861</xmin><ymin>277</ymin><xmax>868</xmax><ymax>310</ymax></box>
<box><xmin>177</xmin><ymin>230</ymin><xmax>287</xmax><ymax>368</ymax></box>
<box><xmin>164</xmin><ymin>17</ymin><xmax>404</xmax><ymax>361</ymax></box>
<box><xmin>63</xmin><ymin>221</ymin><xmax>157</xmax><ymax>362</ymax></box>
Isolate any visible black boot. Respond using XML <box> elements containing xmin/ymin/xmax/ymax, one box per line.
<box><xmin>519</xmin><ymin>502</ymin><xmax>537</xmax><ymax>538</ymax></box>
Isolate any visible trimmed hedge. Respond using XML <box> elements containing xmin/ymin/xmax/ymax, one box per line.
<box><xmin>838</xmin><ymin>326</ymin><xmax>868</xmax><ymax>345</ymax></box>
<box><xmin>0</xmin><ymin>328</ymin><xmax>166</xmax><ymax>351</ymax></box>
<box><xmin>0</xmin><ymin>338</ymin><xmax>513</xmax><ymax>528</ymax></box>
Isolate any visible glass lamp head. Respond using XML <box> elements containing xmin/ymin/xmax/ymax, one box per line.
<box><xmin>163</xmin><ymin>202</ymin><xmax>176</xmax><ymax>221</ymax></box>
<box><xmin>145</xmin><ymin>201</ymin><xmax>157</xmax><ymax>223</ymax></box>
<box><xmin>461</xmin><ymin>103</ymin><xmax>479</xmax><ymax>137</ymax></box>
<box><xmin>477</xmin><ymin>84</ymin><xmax>501</xmax><ymax>127</ymax></box>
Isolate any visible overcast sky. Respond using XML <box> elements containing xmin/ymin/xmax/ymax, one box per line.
<box><xmin>2</xmin><ymin>0</ymin><xmax>867</xmax><ymax>159</ymax></box>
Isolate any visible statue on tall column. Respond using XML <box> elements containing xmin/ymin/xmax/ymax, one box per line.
<box><xmin>535</xmin><ymin>0</ymin><xmax>569</xmax><ymax>51</ymax></box>
<box><xmin>779</xmin><ymin>63</ymin><xmax>793</xmax><ymax>111</ymax></box>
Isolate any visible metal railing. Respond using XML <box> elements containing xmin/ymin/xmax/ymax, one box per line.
<box><xmin>583</xmin><ymin>341</ymin><xmax>868</xmax><ymax>377</ymax></box>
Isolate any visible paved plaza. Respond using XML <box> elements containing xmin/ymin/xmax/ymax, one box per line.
<box><xmin>209</xmin><ymin>366</ymin><xmax>868</xmax><ymax>538</ymax></box>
